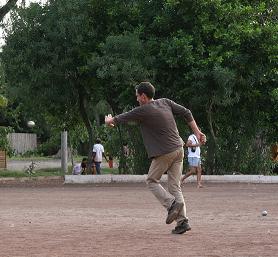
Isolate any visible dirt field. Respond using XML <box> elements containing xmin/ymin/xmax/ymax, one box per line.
<box><xmin>1</xmin><ymin>182</ymin><xmax>278</xmax><ymax>257</ymax></box>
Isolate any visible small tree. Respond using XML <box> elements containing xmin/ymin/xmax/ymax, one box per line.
<box><xmin>0</xmin><ymin>126</ymin><xmax>13</xmax><ymax>154</ymax></box>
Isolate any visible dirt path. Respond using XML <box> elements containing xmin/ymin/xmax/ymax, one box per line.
<box><xmin>1</xmin><ymin>183</ymin><xmax>277</xmax><ymax>257</ymax></box>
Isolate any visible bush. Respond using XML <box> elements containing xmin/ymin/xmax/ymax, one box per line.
<box><xmin>100</xmin><ymin>123</ymin><xmax>149</xmax><ymax>174</ymax></box>
<box><xmin>37</xmin><ymin>136</ymin><xmax>60</xmax><ymax>156</ymax></box>
<box><xmin>0</xmin><ymin>126</ymin><xmax>13</xmax><ymax>155</ymax></box>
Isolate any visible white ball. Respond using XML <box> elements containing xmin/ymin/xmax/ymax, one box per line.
<box><xmin>262</xmin><ymin>210</ymin><xmax>267</xmax><ymax>216</ymax></box>
<box><xmin>27</xmin><ymin>121</ymin><xmax>35</xmax><ymax>128</ymax></box>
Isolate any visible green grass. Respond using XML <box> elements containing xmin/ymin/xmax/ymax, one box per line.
<box><xmin>101</xmin><ymin>167</ymin><xmax>119</xmax><ymax>174</ymax></box>
<box><xmin>0</xmin><ymin>167</ymin><xmax>119</xmax><ymax>178</ymax></box>
<box><xmin>8</xmin><ymin>155</ymin><xmax>87</xmax><ymax>161</ymax></box>
<box><xmin>0</xmin><ymin>168</ymin><xmax>63</xmax><ymax>178</ymax></box>
<box><xmin>67</xmin><ymin>167</ymin><xmax>119</xmax><ymax>175</ymax></box>
<box><xmin>9</xmin><ymin>156</ymin><xmax>59</xmax><ymax>161</ymax></box>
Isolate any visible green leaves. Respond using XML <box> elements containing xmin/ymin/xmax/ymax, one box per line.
<box><xmin>1</xmin><ymin>0</ymin><xmax>277</xmax><ymax>173</ymax></box>
<box><xmin>0</xmin><ymin>95</ymin><xmax>8</xmax><ymax>107</ymax></box>
<box><xmin>160</xmin><ymin>32</ymin><xmax>194</xmax><ymax>68</ymax></box>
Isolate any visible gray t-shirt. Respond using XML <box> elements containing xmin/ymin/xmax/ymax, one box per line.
<box><xmin>114</xmin><ymin>98</ymin><xmax>193</xmax><ymax>158</ymax></box>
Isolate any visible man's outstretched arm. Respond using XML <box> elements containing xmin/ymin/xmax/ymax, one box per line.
<box><xmin>188</xmin><ymin>119</ymin><xmax>206</xmax><ymax>145</ymax></box>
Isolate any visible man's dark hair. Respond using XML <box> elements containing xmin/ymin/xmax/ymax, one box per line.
<box><xmin>135</xmin><ymin>82</ymin><xmax>155</xmax><ymax>99</ymax></box>
<box><xmin>96</xmin><ymin>138</ymin><xmax>101</xmax><ymax>144</ymax></box>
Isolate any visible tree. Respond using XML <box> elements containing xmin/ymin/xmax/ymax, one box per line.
<box><xmin>88</xmin><ymin>33</ymin><xmax>154</xmax><ymax>174</ymax></box>
<box><xmin>2</xmin><ymin>0</ymin><xmax>98</xmax><ymax>167</ymax></box>
<box><xmin>0</xmin><ymin>0</ymin><xmax>21</xmax><ymax>116</ymax></box>
<box><xmin>2</xmin><ymin>0</ymin><xmax>151</xmax><ymax>171</ymax></box>
<box><xmin>0</xmin><ymin>0</ymin><xmax>19</xmax><ymax>21</ymax></box>
<box><xmin>2</xmin><ymin>0</ymin><xmax>277</xmax><ymax>174</ymax></box>
<box><xmin>132</xmin><ymin>0</ymin><xmax>277</xmax><ymax>174</ymax></box>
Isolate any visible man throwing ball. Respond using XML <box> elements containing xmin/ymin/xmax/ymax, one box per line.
<box><xmin>105</xmin><ymin>82</ymin><xmax>206</xmax><ymax>234</ymax></box>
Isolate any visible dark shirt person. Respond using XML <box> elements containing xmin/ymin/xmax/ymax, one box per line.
<box><xmin>105</xmin><ymin>82</ymin><xmax>206</xmax><ymax>234</ymax></box>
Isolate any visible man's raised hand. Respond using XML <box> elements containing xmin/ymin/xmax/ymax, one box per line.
<box><xmin>105</xmin><ymin>114</ymin><xmax>115</xmax><ymax>127</ymax></box>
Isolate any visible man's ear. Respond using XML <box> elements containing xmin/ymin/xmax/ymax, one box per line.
<box><xmin>142</xmin><ymin>93</ymin><xmax>149</xmax><ymax>101</ymax></box>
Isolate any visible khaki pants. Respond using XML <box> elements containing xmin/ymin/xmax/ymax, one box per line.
<box><xmin>146</xmin><ymin>147</ymin><xmax>186</xmax><ymax>224</ymax></box>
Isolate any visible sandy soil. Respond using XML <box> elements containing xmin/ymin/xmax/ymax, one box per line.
<box><xmin>1</xmin><ymin>183</ymin><xmax>277</xmax><ymax>257</ymax></box>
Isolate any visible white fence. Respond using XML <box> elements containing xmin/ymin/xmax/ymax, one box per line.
<box><xmin>8</xmin><ymin>133</ymin><xmax>37</xmax><ymax>154</ymax></box>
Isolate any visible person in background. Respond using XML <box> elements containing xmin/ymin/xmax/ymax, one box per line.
<box><xmin>105</xmin><ymin>81</ymin><xmax>206</xmax><ymax>234</ymax></box>
<box><xmin>181</xmin><ymin>134</ymin><xmax>204</xmax><ymax>188</ymax></box>
<box><xmin>73</xmin><ymin>158</ymin><xmax>87</xmax><ymax>175</ymax></box>
<box><xmin>107</xmin><ymin>153</ymin><xmax>113</xmax><ymax>168</ymax></box>
<box><xmin>92</xmin><ymin>138</ymin><xmax>108</xmax><ymax>174</ymax></box>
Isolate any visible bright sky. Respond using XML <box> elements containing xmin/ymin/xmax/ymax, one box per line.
<box><xmin>0</xmin><ymin>0</ymin><xmax>46</xmax><ymax>6</ymax></box>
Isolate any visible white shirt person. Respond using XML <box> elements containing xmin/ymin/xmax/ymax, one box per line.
<box><xmin>92</xmin><ymin>139</ymin><xmax>108</xmax><ymax>174</ymax></box>
<box><xmin>181</xmin><ymin>134</ymin><xmax>203</xmax><ymax>188</ymax></box>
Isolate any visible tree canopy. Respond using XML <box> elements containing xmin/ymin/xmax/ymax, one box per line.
<box><xmin>1</xmin><ymin>0</ymin><xmax>277</xmax><ymax>174</ymax></box>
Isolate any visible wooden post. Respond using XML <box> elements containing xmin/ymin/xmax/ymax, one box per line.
<box><xmin>61</xmin><ymin>131</ymin><xmax>68</xmax><ymax>174</ymax></box>
<box><xmin>0</xmin><ymin>150</ymin><xmax>6</xmax><ymax>169</ymax></box>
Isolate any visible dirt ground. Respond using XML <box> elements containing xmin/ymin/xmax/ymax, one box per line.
<box><xmin>1</xmin><ymin>182</ymin><xmax>278</xmax><ymax>257</ymax></box>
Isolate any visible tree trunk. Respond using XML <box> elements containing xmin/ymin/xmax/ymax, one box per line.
<box><xmin>68</xmin><ymin>135</ymin><xmax>74</xmax><ymax>169</ymax></box>
<box><xmin>77</xmin><ymin>86</ymin><xmax>94</xmax><ymax>174</ymax></box>
<box><xmin>117</xmin><ymin>125</ymin><xmax>128</xmax><ymax>174</ymax></box>
<box><xmin>0</xmin><ymin>0</ymin><xmax>18</xmax><ymax>21</ymax></box>
<box><xmin>206</xmin><ymin>100</ymin><xmax>217</xmax><ymax>174</ymax></box>
<box><xmin>108</xmin><ymin>103</ymin><xmax>128</xmax><ymax>174</ymax></box>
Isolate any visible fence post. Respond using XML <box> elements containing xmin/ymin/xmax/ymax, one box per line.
<box><xmin>61</xmin><ymin>131</ymin><xmax>68</xmax><ymax>174</ymax></box>
<box><xmin>0</xmin><ymin>150</ymin><xmax>7</xmax><ymax>169</ymax></box>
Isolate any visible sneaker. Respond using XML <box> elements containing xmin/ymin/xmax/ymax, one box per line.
<box><xmin>166</xmin><ymin>201</ymin><xmax>184</xmax><ymax>224</ymax></box>
<box><xmin>172</xmin><ymin>219</ymin><xmax>191</xmax><ymax>234</ymax></box>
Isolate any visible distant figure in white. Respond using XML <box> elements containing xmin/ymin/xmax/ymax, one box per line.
<box><xmin>92</xmin><ymin>139</ymin><xmax>108</xmax><ymax>175</ymax></box>
<box><xmin>181</xmin><ymin>134</ymin><xmax>204</xmax><ymax>188</ymax></box>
